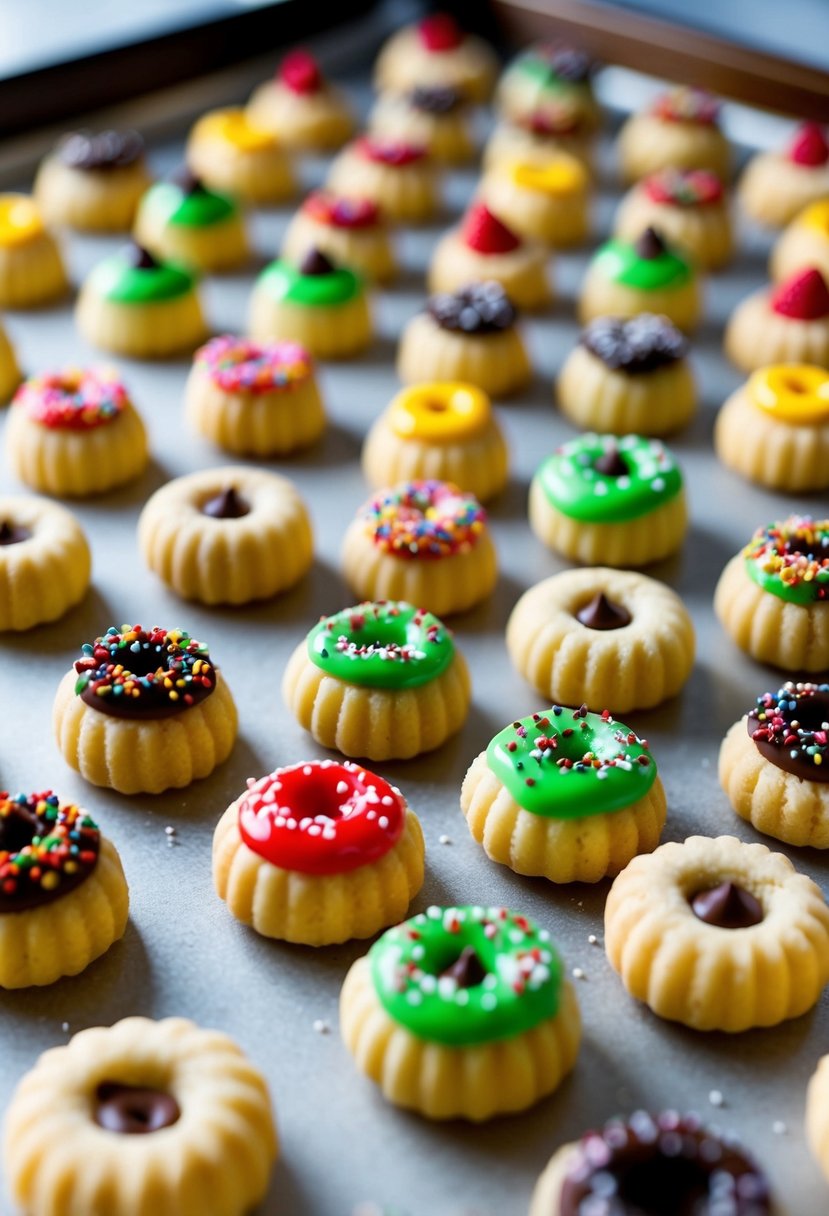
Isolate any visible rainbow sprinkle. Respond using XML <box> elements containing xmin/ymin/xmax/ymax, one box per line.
<box><xmin>74</xmin><ymin>625</ymin><xmax>215</xmax><ymax>715</ymax></box>
<box><xmin>195</xmin><ymin>334</ymin><xmax>312</xmax><ymax>394</ymax></box>
<box><xmin>359</xmin><ymin>480</ymin><xmax>487</xmax><ymax>560</ymax></box>
<box><xmin>0</xmin><ymin>792</ymin><xmax>99</xmax><ymax>909</ymax></box>
<box><xmin>14</xmin><ymin>368</ymin><xmax>128</xmax><ymax>430</ymax></box>
<box><xmin>653</xmin><ymin>87</ymin><xmax>720</xmax><ymax>124</ymax></box>
<box><xmin>750</xmin><ymin>682</ymin><xmax>829</xmax><ymax>772</ymax></box>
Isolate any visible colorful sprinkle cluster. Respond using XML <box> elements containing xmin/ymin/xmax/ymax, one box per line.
<box><xmin>749</xmin><ymin>682</ymin><xmax>829</xmax><ymax>772</ymax></box>
<box><xmin>743</xmin><ymin>517</ymin><xmax>829</xmax><ymax>604</ymax></box>
<box><xmin>360</xmin><ymin>480</ymin><xmax>486</xmax><ymax>559</ymax></box>
<box><xmin>74</xmin><ymin>625</ymin><xmax>215</xmax><ymax>717</ymax></box>
<box><xmin>196</xmin><ymin>334</ymin><xmax>312</xmax><ymax>394</ymax></box>
<box><xmin>308</xmin><ymin>602</ymin><xmax>454</xmax><ymax>690</ymax></box>
<box><xmin>653</xmin><ymin>87</ymin><xmax>720</xmax><ymax>124</ymax></box>
<box><xmin>14</xmin><ymin>368</ymin><xmax>128</xmax><ymax>430</ymax></box>
<box><xmin>645</xmin><ymin>167</ymin><xmax>723</xmax><ymax>207</ymax></box>
<box><xmin>356</xmin><ymin>136</ymin><xmax>426</xmax><ymax>166</ymax></box>
<box><xmin>0</xmin><ymin>792</ymin><xmax>99</xmax><ymax>911</ymax></box>
<box><xmin>303</xmin><ymin>190</ymin><xmax>380</xmax><ymax>229</ymax></box>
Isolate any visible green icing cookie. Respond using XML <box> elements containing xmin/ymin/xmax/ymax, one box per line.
<box><xmin>486</xmin><ymin>706</ymin><xmax>656</xmax><ymax>819</ymax></box>
<box><xmin>369</xmin><ymin>904</ymin><xmax>563</xmax><ymax>1046</ymax></box>
<box><xmin>307</xmin><ymin>601</ymin><xmax>454</xmax><ymax>690</ymax></box>
<box><xmin>256</xmin><ymin>258</ymin><xmax>362</xmax><ymax>307</ymax></box>
<box><xmin>534</xmin><ymin>433</ymin><xmax>683</xmax><ymax>523</ymax></box>
<box><xmin>743</xmin><ymin>517</ymin><xmax>829</xmax><ymax>606</ymax></box>
<box><xmin>87</xmin><ymin>249</ymin><xmax>196</xmax><ymax>304</ymax></box>
<box><xmin>592</xmin><ymin>238</ymin><xmax>691</xmax><ymax>291</ymax></box>
<box><xmin>140</xmin><ymin>180</ymin><xmax>237</xmax><ymax>228</ymax></box>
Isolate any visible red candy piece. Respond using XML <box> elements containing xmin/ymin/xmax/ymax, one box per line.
<box><xmin>462</xmin><ymin>202</ymin><xmax>521</xmax><ymax>253</ymax></box>
<box><xmin>357</xmin><ymin>136</ymin><xmax>426</xmax><ymax>166</ymax></box>
<box><xmin>788</xmin><ymin>123</ymin><xmax>829</xmax><ymax>167</ymax></box>
<box><xmin>238</xmin><ymin>760</ymin><xmax>405</xmax><ymax>876</ymax></box>
<box><xmin>278</xmin><ymin>49</ymin><xmax>322</xmax><ymax>95</ymax></box>
<box><xmin>303</xmin><ymin>190</ymin><xmax>380</xmax><ymax>229</ymax></box>
<box><xmin>418</xmin><ymin>12</ymin><xmax>463</xmax><ymax>52</ymax></box>
<box><xmin>770</xmin><ymin>268</ymin><xmax>829</xmax><ymax>319</ymax></box>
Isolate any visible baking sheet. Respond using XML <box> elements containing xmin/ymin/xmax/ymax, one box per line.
<box><xmin>0</xmin><ymin>75</ymin><xmax>827</xmax><ymax>1216</ymax></box>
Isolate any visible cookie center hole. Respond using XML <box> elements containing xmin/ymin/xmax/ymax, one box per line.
<box><xmin>0</xmin><ymin>805</ymin><xmax>39</xmax><ymax>852</ymax></box>
<box><xmin>788</xmin><ymin>692</ymin><xmax>829</xmax><ymax>734</ymax></box>
<box><xmin>439</xmin><ymin>945</ymin><xmax>488</xmax><ymax>988</ymax></box>
<box><xmin>612</xmin><ymin>1155</ymin><xmax>711</xmax><ymax>1214</ymax></box>
<box><xmin>0</xmin><ymin>520</ymin><xmax>31</xmax><ymax>546</ymax></box>
<box><xmin>201</xmin><ymin>487</ymin><xmax>250</xmax><ymax>519</ymax></box>
<box><xmin>94</xmin><ymin>1081</ymin><xmax>181</xmax><ymax>1135</ymax></box>
<box><xmin>423</xmin><ymin>398</ymin><xmax>448</xmax><ymax>412</ymax></box>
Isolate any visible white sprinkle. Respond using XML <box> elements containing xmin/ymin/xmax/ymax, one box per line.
<box><xmin>773</xmin><ymin>1121</ymin><xmax>787</xmax><ymax>1135</ymax></box>
<box><xmin>593</xmin><ymin>482</ymin><xmax>608</xmax><ymax>496</ymax></box>
<box><xmin>480</xmin><ymin>992</ymin><xmax>497</xmax><ymax>1011</ymax></box>
<box><xmin>709</xmin><ymin>1089</ymin><xmax>724</xmax><ymax>1108</ymax></box>
<box><xmin>588</xmin><ymin>934</ymin><xmax>598</xmax><ymax>945</ymax></box>
<box><xmin>336</xmin><ymin>781</ymin><xmax>349</xmax><ymax>795</ymax></box>
<box><xmin>439</xmin><ymin>834</ymin><xmax>452</xmax><ymax>845</ymax></box>
<box><xmin>572</xmin><ymin>967</ymin><xmax>586</xmax><ymax>980</ymax></box>
<box><xmin>651</xmin><ymin>477</ymin><xmax>666</xmax><ymax>492</ymax></box>
<box><xmin>303</xmin><ymin>765</ymin><xmax>313</xmax><ymax>776</ymax></box>
<box><xmin>312</xmin><ymin>1019</ymin><xmax>330</xmax><ymax>1035</ymax></box>
<box><xmin>164</xmin><ymin>825</ymin><xmax>176</xmax><ymax>836</ymax></box>
<box><xmin>61</xmin><ymin>1022</ymin><xmax>70</xmax><ymax>1033</ymax></box>
<box><xmin>378</xmin><ymin>816</ymin><xmax>389</xmax><ymax>830</ymax></box>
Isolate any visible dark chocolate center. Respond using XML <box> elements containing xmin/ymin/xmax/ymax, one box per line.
<box><xmin>691</xmin><ymin>881</ymin><xmax>764</xmax><ymax>929</ymax></box>
<box><xmin>173</xmin><ymin>167</ymin><xmax>204</xmax><ymax>195</ymax></box>
<box><xmin>748</xmin><ymin>687</ymin><xmax>829</xmax><ymax>785</ymax></box>
<box><xmin>201</xmin><ymin>487</ymin><xmax>250</xmax><ymax>519</ymax></box>
<box><xmin>300</xmin><ymin>247</ymin><xmax>335</xmax><ymax>276</ymax></box>
<box><xmin>409</xmin><ymin>85</ymin><xmax>461</xmax><ymax>113</ymax></box>
<box><xmin>593</xmin><ymin>447</ymin><xmax>629</xmax><ymax>478</ymax></box>
<box><xmin>0</xmin><ymin>803</ymin><xmax>40</xmax><ymax>853</ymax></box>
<box><xmin>428</xmin><ymin>282</ymin><xmax>517</xmax><ymax>335</ymax></box>
<box><xmin>0</xmin><ymin>521</ymin><xmax>30</xmax><ymax>546</ymax></box>
<box><xmin>95</xmin><ymin>1082</ymin><xmax>181</xmax><ymax>1135</ymax></box>
<box><xmin>576</xmin><ymin>592</ymin><xmax>632</xmax><ymax>631</ymax></box>
<box><xmin>635</xmin><ymin>226</ymin><xmax>667</xmax><ymax>259</ymax></box>
<box><xmin>440</xmin><ymin>945</ymin><xmax>487</xmax><ymax>988</ymax></box>
<box><xmin>126</xmin><ymin>243</ymin><xmax>159</xmax><ymax>270</ymax></box>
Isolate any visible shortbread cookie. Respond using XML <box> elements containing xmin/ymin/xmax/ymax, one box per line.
<box><xmin>615</xmin><ymin>168</ymin><xmax>733</xmax><ymax>270</ymax></box>
<box><xmin>213</xmin><ymin>760</ymin><xmax>424</xmax><ymax>945</ymax></box>
<box><xmin>54</xmin><ymin>625</ymin><xmax>237</xmax><ymax>794</ymax></box>
<box><xmin>249</xmin><ymin>248</ymin><xmax>371</xmax><ymax>359</ymax></box>
<box><xmin>617</xmin><ymin>87</ymin><xmax>729</xmax><ymax>182</ymax></box>
<box><xmin>3</xmin><ymin>1016</ymin><xmax>277</xmax><ymax>1216</ymax></box>
<box><xmin>0</xmin><ymin>495</ymin><xmax>90</xmax><ymax>631</ymax></box>
<box><xmin>479</xmin><ymin>150</ymin><xmax>590</xmax><ymax>248</ymax></box>
<box><xmin>282</xmin><ymin>600</ymin><xmax>470</xmax><ymax>761</ymax></box>
<box><xmin>739</xmin><ymin>122</ymin><xmax>829</xmax><ymax>229</ymax></box>
<box><xmin>369</xmin><ymin>86</ymin><xmax>474</xmax><ymax>165</ymax></box>
<box><xmin>134</xmin><ymin>171</ymin><xmax>249</xmax><ymax>272</ymax></box>
<box><xmin>495</xmin><ymin>41</ymin><xmax>600</xmax><ymax>150</ymax></box>
<box><xmin>138</xmin><ymin>466</ymin><xmax>313</xmax><ymax>605</ymax></box>
<box><xmin>186</xmin><ymin>107</ymin><xmax>295</xmax><ymax>204</ymax></box>
<box><xmin>341</xmin><ymin>479</ymin><xmax>497</xmax><ymax>616</ymax></box>
<box><xmin>724</xmin><ymin>268</ymin><xmax>829</xmax><ymax>372</ymax></box>
<box><xmin>719</xmin><ymin>681</ymin><xmax>829</xmax><ymax>848</ymax></box>
<box><xmin>373</xmin><ymin>13</ymin><xmax>497</xmax><ymax>103</ymax></box>
<box><xmin>529</xmin><ymin>432</ymin><xmax>687</xmax><ymax>566</ymax></box>
<box><xmin>579</xmin><ymin>227</ymin><xmax>701</xmax><ymax>332</ymax></box>
<box><xmin>772</xmin><ymin>200</ymin><xmax>829</xmax><ymax>283</ymax></box>
<box><xmin>282</xmin><ymin>191</ymin><xmax>396</xmax><ymax>284</ymax></box>
<box><xmin>340</xmin><ymin>904</ymin><xmax>580</xmax><ymax>1120</ymax></box>
<box><xmin>0</xmin><ymin>790</ymin><xmax>128</xmax><ymax>988</ymax></box>
<box><xmin>326</xmin><ymin>137</ymin><xmax>439</xmax><ymax>224</ymax></box>
<box><xmin>0</xmin><ymin>193</ymin><xmax>68</xmax><ymax>308</ymax></box>
<box><xmin>714</xmin><ymin>363</ymin><xmax>829</xmax><ymax>491</ymax></box>
<box><xmin>247</xmin><ymin>49</ymin><xmax>354</xmax><ymax>150</ymax></box>
<box><xmin>428</xmin><ymin>202</ymin><xmax>551</xmax><ymax>310</ymax></box>
<box><xmin>362</xmin><ymin>382</ymin><xmax>508</xmax><ymax>502</ymax></box>
<box><xmin>35</xmin><ymin>129</ymin><xmax>151</xmax><ymax>232</ymax></box>
<box><xmin>461</xmin><ymin>705</ymin><xmax>666</xmax><ymax>884</ymax></box>
<box><xmin>506</xmin><ymin>567</ymin><xmax>695</xmax><ymax>713</ymax></box>
<box><xmin>714</xmin><ymin>516</ymin><xmax>829</xmax><ymax>671</ymax></box>
<box><xmin>557</xmin><ymin>314</ymin><xmax>695</xmax><ymax>435</ymax></box>
<box><xmin>605</xmin><ymin>834</ymin><xmax>829</xmax><ymax>1031</ymax></box>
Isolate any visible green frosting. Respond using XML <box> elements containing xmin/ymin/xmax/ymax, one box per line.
<box><xmin>256</xmin><ymin>258</ymin><xmax>362</xmax><ymax>307</ymax></box>
<box><xmin>534</xmin><ymin>433</ymin><xmax>683</xmax><ymax>523</ymax></box>
<box><xmin>486</xmin><ymin>707</ymin><xmax>656</xmax><ymax>819</ymax></box>
<box><xmin>592</xmin><ymin>238</ymin><xmax>691</xmax><ymax>290</ymax></box>
<box><xmin>369</xmin><ymin>904</ymin><xmax>563</xmax><ymax>1046</ymax></box>
<box><xmin>743</xmin><ymin>518</ymin><xmax>829</xmax><ymax>606</ymax></box>
<box><xmin>515</xmin><ymin>55</ymin><xmax>591</xmax><ymax>100</ymax></box>
<box><xmin>87</xmin><ymin>251</ymin><xmax>196</xmax><ymax>304</ymax></box>
<box><xmin>140</xmin><ymin>180</ymin><xmax>237</xmax><ymax>228</ymax></box>
<box><xmin>307</xmin><ymin>601</ymin><xmax>454</xmax><ymax>690</ymax></box>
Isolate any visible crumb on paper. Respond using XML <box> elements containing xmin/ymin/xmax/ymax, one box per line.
<box><xmin>709</xmin><ymin>1089</ymin><xmax>724</xmax><ymax>1108</ymax></box>
<box><xmin>438</xmin><ymin>834</ymin><xmax>452</xmax><ymax>845</ymax></box>
<box><xmin>572</xmin><ymin>967</ymin><xmax>586</xmax><ymax>980</ymax></box>
<box><xmin>588</xmin><ymin>934</ymin><xmax>598</xmax><ymax>945</ymax></box>
<box><xmin>313</xmin><ymin>1019</ymin><xmax>331</xmax><ymax>1035</ymax></box>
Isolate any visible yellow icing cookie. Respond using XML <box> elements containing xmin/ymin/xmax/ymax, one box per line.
<box><xmin>0</xmin><ymin>194</ymin><xmax>44</xmax><ymax>246</ymax></box>
<box><xmin>389</xmin><ymin>382</ymin><xmax>490</xmax><ymax>442</ymax></box>
<box><xmin>198</xmin><ymin>108</ymin><xmax>276</xmax><ymax>152</ymax></box>
<box><xmin>748</xmin><ymin>364</ymin><xmax>829</xmax><ymax>424</ymax></box>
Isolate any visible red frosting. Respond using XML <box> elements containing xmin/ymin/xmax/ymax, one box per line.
<box><xmin>418</xmin><ymin>12</ymin><xmax>463</xmax><ymax>52</ymax></box>
<box><xmin>278</xmin><ymin>49</ymin><xmax>322</xmax><ymax>95</ymax></box>
<box><xmin>463</xmin><ymin>202</ymin><xmax>521</xmax><ymax>254</ymax></box>
<box><xmin>237</xmin><ymin>760</ymin><xmax>406</xmax><ymax>876</ymax></box>
<box><xmin>356</xmin><ymin>136</ymin><xmax>426</xmax><ymax>166</ymax></box>
<box><xmin>770</xmin><ymin>268</ymin><xmax>829</xmax><ymax>320</ymax></box>
<box><xmin>303</xmin><ymin>189</ymin><xmax>380</xmax><ymax>229</ymax></box>
<box><xmin>788</xmin><ymin>123</ymin><xmax>829</xmax><ymax>167</ymax></box>
<box><xmin>644</xmin><ymin>168</ymin><xmax>723</xmax><ymax>207</ymax></box>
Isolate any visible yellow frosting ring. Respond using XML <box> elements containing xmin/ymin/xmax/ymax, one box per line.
<box><xmin>800</xmin><ymin>200</ymin><xmax>829</xmax><ymax>237</ymax></box>
<box><xmin>388</xmin><ymin>382</ymin><xmax>491</xmax><ymax>442</ymax></box>
<box><xmin>197</xmin><ymin>109</ymin><xmax>277</xmax><ymax>152</ymax></box>
<box><xmin>748</xmin><ymin>364</ymin><xmax>829</xmax><ymax>425</ymax></box>
<box><xmin>509</xmin><ymin>155</ymin><xmax>586</xmax><ymax>196</ymax></box>
<box><xmin>0</xmin><ymin>195</ymin><xmax>45</xmax><ymax>246</ymax></box>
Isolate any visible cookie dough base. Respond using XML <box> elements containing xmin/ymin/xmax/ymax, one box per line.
<box><xmin>326</xmin><ymin>150</ymin><xmax>438</xmax><ymax>224</ymax></box>
<box><xmin>246</xmin><ymin>82</ymin><xmax>354</xmax><ymax>151</ymax></box>
<box><xmin>506</xmin><ymin>566</ymin><xmax>695</xmax><ymax>713</ymax></box>
<box><xmin>617</xmin><ymin>113</ymin><xmax>730</xmax><ymax>183</ymax></box>
<box><xmin>134</xmin><ymin>210</ymin><xmax>249</xmax><ymax>273</ymax></box>
<box><xmin>282</xmin><ymin>211</ymin><xmax>397</xmax><ymax>284</ymax></box>
<box><xmin>719</xmin><ymin>719</ymin><xmax>829</xmax><ymax>848</ymax></box>
<box><xmin>0</xmin><ymin>325</ymin><xmax>21</xmax><ymax>402</ymax></box>
<box><xmin>771</xmin><ymin>222</ymin><xmax>829</xmax><ymax>284</ymax></box>
<box><xmin>397</xmin><ymin>312</ymin><xmax>531</xmax><ymax>397</ymax></box>
<box><xmin>35</xmin><ymin>157</ymin><xmax>152</xmax><ymax>232</ymax></box>
<box><xmin>739</xmin><ymin>154</ymin><xmax>829</xmax><ymax>229</ymax></box>
<box><xmin>479</xmin><ymin>169</ymin><xmax>589</xmax><ymax>248</ymax></box>
<box><xmin>282</xmin><ymin>643</ymin><xmax>471</xmax><ymax>761</ymax></box>
<box><xmin>0</xmin><ymin>495</ymin><xmax>91</xmax><ymax>632</ymax></box>
<box><xmin>340</xmin><ymin>956</ymin><xmax>581</xmax><ymax>1120</ymax></box>
<box><xmin>75</xmin><ymin>290</ymin><xmax>207</xmax><ymax>358</ymax></box>
<box><xmin>428</xmin><ymin>228</ymin><xmax>552</xmax><ymax>310</ymax></box>
<box><xmin>185</xmin><ymin>364</ymin><xmax>326</xmax><ymax>456</ymax></box>
<box><xmin>0</xmin><ymin>837</ymin><xmax>129</xmax><ymax>988</ymax></box>
<box><xmin>615</xmin><ymin>185</ymin><xmax>733</xmax><ymax>271</ymax></box>
<box><xmin>369</xmin><ymin>96</ymin><xmax>474</xmax><ymax>165</ymax></box>
<box><xmin>714</xmin><ymin>384</ymin><xmax>829</xmax><ymax>492</ymax></box>
<box><xmin>578</xmin><ymin>267</ymin><xmax>702</xmax><ymax>332</ymax></box>
<box><xmin>6</xmin><ymin>402</ymin><xmax>148</xmax><ymax>497</ymax></box>
<box><xmin>483</xmin><ymin>123</ymin><xmax>595</xmax><ymax>174</ymax></box>
<box><xmin>529</xmin><ymin>1144</ymin><xmax>583</xmax><ymax>1216</ymax></box>
<box><xmin>724</xmin><ymin>291</ymin><xmax>829</xmax><ymax>373</ymax></box>
<box><xmin>556</xmin><ymin>344</ymin><xmax>696</xmax><ymax>435</ymax></box>
<box><xmin>529</xmin><ymin>477</ymin><xmax>688</xmax><ymax>567</ymax></box>
<box><xmin>372</xmin><ymin>29</ymin><xmax>497</xmax><ymax>104</ymax></box>
<box><xmin>714</xmin><ymin>555</ymin><xmax>829</xmax><ymax>671</ymax></box>
<box><xmin>248</xmin><ymin>290</ymin><xmax>372</xmax><ymax>359</ymax></box>
<box><xmin>341</xmin><ymin>521</ymin><xmax>498</xmax><ymax>616</ymax></box>
<box><xmin>0</xmin><ymin>233</ymin><xmax>68</xmax><ymax>309</ymax></box>
<box><xmin>361</xmin><ymin>415</ymin><xmax>509</xmax><ymax>503</ymax></box>
<box><xmin>53</xmin><ymin>671</ymin><xmax>238</xmax><ymax>794</ymax></box>
<box><xmin>187</xmin><ymin>134</ymin><xmax>295</xmax><ymax>205</ymax></box>
<box><xmin>213</xmin><ymin>801</ymin><xmax>425</xmax><ymax>945</ymax></box>
<box><xmin>461</xmin><ymin>751</ymin><xmax>666</xmax><ymax>883</ymax></box>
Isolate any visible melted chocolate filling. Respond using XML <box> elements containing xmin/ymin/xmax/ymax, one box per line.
<box><xmin>300</xmin><ymin>247</ymin><xmax>336</xmax><ymax>276</ymax></box>
<box><xmin>95</xmin><ymin>1082</ymin><xmax>181</xmax><ymax>1135</ymax></box>
<box><xmin>428</xmin><ymin>282</ymin><xmax>517</xmax><ymax>334</ymax></box>
<box><xmin>440</xmin><ymin>945</ymin><xmax>487</xmax><ymax>988</ymax></box>
<box><xmin>201</xmin><ymin>487</ymin><xmax>250</xmax><ymax>519</ymax></box>
<box><xmin>125</xmin><ymin>243</ymin><xmax>160</xmax><ymax>270</ymax></box>
<box><xmin>560</xmin><ymin>1112</ymin><xmax>772</xmax><ymax>1216</ymax></box>
<box><xmin>576</xmin><ymin>592</ymin><xmax>632</xmax><ymax>631</ymax></box>
<box><xmin>635</xmin><ymin>226</ymin><xmax>668</xmax><ymax>259</ymax></box>
<box><xmin>748</xmin><ymin>687</ymin><xmax>829</xmax><ymax>784</ymax></box>
<box><xmin>78</xmin><ymin>637</ymin><xmax>215</xmax><ymax>721</ymax></box>
<box><xmin>0</xmin><ymin>521</ymin><xmax>31</xmax><ymax>546</ymax></box>
<box><xmin>59</xmin><ymin>129</ymin><xmax>144</xmax><ymax>170</ymax></box>
<box><xmin>0</xmin><ymin>803</ymin><xmax>99</xmax><ymax>914</ymax></box>
<box><xmin>691</xmin><ymin>882</ymin><xmax>763</xmax><ymax>929</ymax></box>
<box><xmin>172</xmin><ymin>167</ymin><xmax>204</xmax><ymax>194</ymax></box>
<box><xmin>582</xmin><ymin>315</ymin><xmax>687</xmax><ymax>374</ymax></box>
